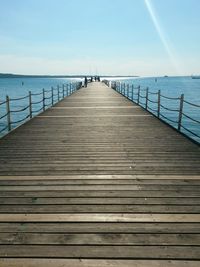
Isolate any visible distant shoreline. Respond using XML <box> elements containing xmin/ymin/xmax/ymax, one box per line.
<box><xmin>0</xmin><ymin>73</ymin><xmax>138</xmax><ymax>79</ymax></box>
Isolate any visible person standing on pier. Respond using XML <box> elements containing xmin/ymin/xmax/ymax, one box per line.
<box><xmin>84</xmin><ymin>76</ymin><xmax>88</xmax><ymax>87</ymax></box>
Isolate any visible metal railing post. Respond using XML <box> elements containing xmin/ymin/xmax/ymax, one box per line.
<box><xmin>132</xmin><ymin>85</ymin><xmax>134</xmax><ymax>101</ymax></box>
<box><xmin>137</xmin><ymin>86</ymin><xmax>140</xmax><ymax>104</ymax></box>
<box><xmin>178</xmin><ymin>94</ymin><xmax>184</xmax><ymax>131</ymax></box>
<box><xmin>158</xmin><ymin>90</ymin><xmax>161</xmax><ymax>118</ymax></box>
<box><xmin>6</xmin><ymin>95</ymin><xmax>11</xmax><ymax>132</ymax></box>
<box><xmin>62</xmin><ymin>84</ymin><xmax>65</xmax><ymax>98</ymax></box>
<box><xmin>145</xmin><ymin>87</ymin><xmax>149</xmax><ymax>110</ymax></box>
<box><xmin>57</xmin><ymin>85</ymin><xmax>59</xmax><ymax>101</ymax></box>
<box><xmin>127</xmin><ymin>84</ymin><xmax>129</xmax><ymax>98</ymax></box>
<box><xmin>29</xmin><ymin>91</ymin><xmax>32</xmax><ymax>118</ymax></box>
<box><xmin>42</xmin><ymin>89</ymin><xmax>45</xmax><ymax>111</ymax></box>
<box><xmin>51</xmin><ymin>87</ymin><xmax>54</xmax><ymax>106</ymax></box>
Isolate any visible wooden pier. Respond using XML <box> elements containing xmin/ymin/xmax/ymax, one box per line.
<box><xmin>0</xmin><ymin>82</ymin><xmax>200</xmax><ymax>266</ymax></box>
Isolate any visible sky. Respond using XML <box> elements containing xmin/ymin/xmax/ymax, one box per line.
<box><xmin>0</xmin><ymin>0</ymin><xmax>200</xmax><ymax>76</ymax></box>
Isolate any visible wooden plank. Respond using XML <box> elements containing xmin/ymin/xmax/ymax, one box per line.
<box><xmin>1</xmin><ymin>197</ymin><xmax>200</xmax><ymax>205</ymax></box>
<box><xmin>1</xmin><ymin>190</ymin><xmax>200</xmax><ymax>197</ymax></box>
<box><xmin>51</xmin><ymin>106</ymin><xmax>141</xmax><ymax>108</ymax></box>
<box><xmin>37</xmin><ymin>115</ymin><xmax>153</xmax><ymax>117</ymax></box>
<box><xmin>0</xmin><ymin>222</ymin><xmax>199</xmax><ymax>233</ymax></box>
<box><xmin>0</xmin><ymin>233</ymin><xmax>200</xmax><ymax>246</ymax></box>
<box><xmin>0</xmin><ymin>245</ymin><xmax>199</xmax><ymax>259</ymax></box>
<box><xmin>0</xmin><ymin>233</ymin><xmax>199</xmax><ymax>245</ymax></box>
<box><xmin>0</xmin><ymin>204</ymin><xmax>200</xmax><ymax>213</ymax></box>
<box><xmin>0</xmin><ymin>259</ymin><xmax>199</xmax><ymax>267</ymax></box>
<box><xmin>0</xmin><ymin>175</ymin><xmax>199</xmax><ymax>180</ymax></box>
<box><xmin>1</xmin><ymin>185</ymin><xmax>200</xmax><ymax>191</ymax></box>
<box><xmin>1</xmin><ymin>179</ymin><xmax>200</xmax><ymax>185</ymax></box>
<box><xmin>0</xmin><ymin>214</ymin><xmax>200</xmax><ymax>222</ymax></box>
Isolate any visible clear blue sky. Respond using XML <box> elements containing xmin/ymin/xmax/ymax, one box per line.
<box><xmin>0</xmin><ymin>0</ymin><xmax>200</xmax><ymax>76</ymax></box>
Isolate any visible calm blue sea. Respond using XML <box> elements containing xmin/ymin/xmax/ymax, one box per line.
<box><xmin>0</xmin><ymin>77</ymin><xmax>82</xmax><ymax>136</ymax></box>
<box><xmin>116</xmin><ymin>76</ymin><xmax>200</xmax><ymax>143</ymax></box>
<box><xmin>0</xmin><ymin>76</ymin><xmax>200</xmax><ymax>143</ymax></box>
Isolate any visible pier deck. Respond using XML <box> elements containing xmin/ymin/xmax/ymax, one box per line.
<box><xmin>0</xmin><ymin>82</ymin><xmax>200</xmax><ymax>266</ymax></box>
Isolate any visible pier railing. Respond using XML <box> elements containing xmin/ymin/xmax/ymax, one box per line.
<box><xmin>106</xmin><ymin>81</ymin><xmax>200</xmax><ymax>143</ymax></box>
<box><xmin>0</xmin><ymin>81</ymin><xmax>82</xmax><ymax>137</ymax></box>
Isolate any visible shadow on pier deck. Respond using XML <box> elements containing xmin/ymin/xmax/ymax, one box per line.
<box><xmin>0</xmin><ymin>82</ymin><xmax>200</xmax><ymax>266</ymax></box>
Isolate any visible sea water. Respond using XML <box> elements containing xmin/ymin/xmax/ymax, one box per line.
<box><xmin>114</xmin><ymin>76</ymin><xmax>200</xmax><ymax>143</ymax></box>
<box><xmin>0</xmin><ymin>77</ymin><xmax>82</xmax><ymax>136</ymax></box>
<box><xmin>0</xmin><ymin>76</ymin><xmax>200</xmax><ymax>143</ymax></box>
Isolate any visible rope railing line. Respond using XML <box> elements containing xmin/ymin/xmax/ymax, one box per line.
<box><xmin>10</xmin><ymin>105</ymin><xmax>30</xmax><ymax>113</ymax></box>
<box><xmin>147</xmin><ymin>106</ymin><xmax>158</xmax><ymax>113</ymax></box>
<box><xmin>58</xmin><ymin>90</ymin><xmax>66</xmax><ymax>95</ymax></box>
<box><xmin>106</xmin><ymin>79</ymin><xmax>200</xmax><ymax>142</ymax></box>
<box><xmin>181</xmin><ymin>125</ymin><xmax>200</xmax><ymax>139</ymax></box>
<box><xmin>148</xmin><ymin>91</ymin><xmax>158</xmax><ymax>95</ymax></box>
<box><xmin>0</xmin><ymin>81</ymin><xmax>82</xmax><ymax>137</ymax></box>
<box><xmin>44</xmin><ymin>103</ymin><xmax>52</xmax><ymax>108</ymax></box>
<box><xmin>138</xmin><ymin>100</ymin><xmax>146</xmax><ymax>106</ymax></box>
<box><xmin>0</xmin><ymin>112</ymin><xmax>9</xmax><ymax>120</ymax></box>
<box><xmin>160</xmin><ymin>94</ymin><xmax>180</xmax><ymax>100</ymax></box>
<box><xmin>52</xmin><ymin>87</ymin><xmax>59</xmax><ymax>92</ymax></box>
<box><xmin>182</xmin><ymin>113</ymin><xmax>200</xmax><ymax>124</ymax></box>
<box><xmin>31</xmin><ymin>99</ymin><xmax>44</xmax><ymax>105</ymax></box>
<box><xmin>0</xmin><ymin>100</ymin><xmax>7</xmax><ymax>106</ymax></box>
<box><xmin>10</xmin><ymin>95</ymin><xmax>29</xmax><ymax>101</ymax></box>
<box><xmin>31</xmin><ymin>92</ymin><xmax>43</xmax><ymax>96</ymax></box>
<box><xmin>0</xmin><ymin>125</ymin><xmax>8</xmax><ymax>133</ymax></box>
<box><xmin>138</xmin><ymin>88</ymin><xmax>147</xmax><ymax>92</ymax></box>
<box><xmin>160</xmin><ymin>104</ymin><xmax>180</xmax><ymax>112</ymax></box>
<box><xmin>132</xmin><ymin>97</ymin><xmax>138</xmax><ymax>102</ymax></box>
<box><xmin>138</xmin><ymin>94</ymin><xmax>146</xmax><ymax>99</ymax></box>
<box><xmin>147</xmin><ymin>98</ymin><xmax>158</xmax><ymax>104</ymax></box>
<box><xmin>32</xmin><ymin>107</ymin><xmax>44</xmax><ymax>113</ymax></box>
<box><xmin>160</xmin><ymin>113</ymin><xmax>178</xmax><ymax>124</ymax></box>
<box><xmin>44</xmin><ymin>89</ymin><xmax>52</xmax><ymax>93</ymax></box>
<box><xmin>44</xmin><ymin>96</ymin><xmax>52</xmax><ymax>100</ymax></box>
<box><xmin>53</xmin><ymin>92</ymin><xmax>59</xmax><ymax>97</ymax></box>
<box><xmin>183</xmin><ymin>100</ymin><xmax>200</xmax><ymax>108</ymax></box>
<box><xmin>11</xmin><ymin>114</ymin><xmax>30</xmax><ymax>124</ymax></box>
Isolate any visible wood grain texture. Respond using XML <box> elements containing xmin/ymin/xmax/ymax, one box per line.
<box><xmin>0</xmin><ymin>82</ymin><xmax>200</xmax><ymax>263</ymax></box>
<box><xmin>0</xmin><ymin>259</ymin><xmax>199</xmax><ymax>267</ymax></box>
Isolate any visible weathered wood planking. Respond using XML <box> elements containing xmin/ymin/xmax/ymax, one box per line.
<box><xmin>0</xmin><ymin>83</ymin><xmax>200</xmax><ymax>176</ymax></box>
<box><xmin>0</xmin><ymin>260</ymin><xmax>199</xmax><ymax>267</ymax></box>
<box><xmin>0</xmin><ymin>82</ymin><xmax>200</xmax><ymax>265</ymax></box>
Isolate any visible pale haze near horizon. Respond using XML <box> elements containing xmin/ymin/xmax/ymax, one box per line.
<box><xmin>0</xmin><ymin>0</ymin><xmax>199</xmax><ymax>76</ymax></box>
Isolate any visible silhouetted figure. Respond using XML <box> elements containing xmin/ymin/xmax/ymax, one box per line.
<box><xmin>22</xmin><ymin>81</ymin><xmax>24</xmax><ymax>86</ymax></box>
<box><xmin>84</xmin><ymin>77</ymin><xmax>88</xmax><ymax>87</ymax></box>
<box><xmin>91</xmin><ymin>77</ymin><xmax>93</xmax><ymax>82</ymax></box>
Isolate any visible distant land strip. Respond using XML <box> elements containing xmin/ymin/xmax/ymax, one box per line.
<box><xmin>0</xmin><ymin>73</ymin><xmax>138</xmax><ymax>78</ymax></box>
